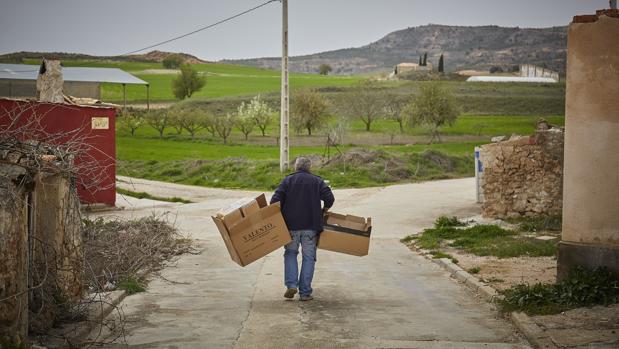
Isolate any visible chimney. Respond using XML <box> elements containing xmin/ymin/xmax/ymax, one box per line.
<box><xmin>36</xmin><ymin>59</ymin><xmax>64</xmax><ymax>103</ymax></box>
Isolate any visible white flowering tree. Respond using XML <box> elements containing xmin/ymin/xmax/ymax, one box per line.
<box><xmin>238</xmin><ymin>95</ymin><xmax>275</xmax><ymax>137</ymax></box>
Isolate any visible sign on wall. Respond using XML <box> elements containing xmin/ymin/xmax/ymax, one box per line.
<box><xmin>91</xmin><ymin>116</ymin><xmax>109</xmax><ymax>130</ymax></box>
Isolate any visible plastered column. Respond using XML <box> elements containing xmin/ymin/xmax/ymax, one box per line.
<box><xmin>559</xmin><ymin>13</ymin><xmax>619</xmax><ymax>279</ymax></box>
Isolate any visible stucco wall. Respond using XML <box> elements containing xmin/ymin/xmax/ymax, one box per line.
<box><xmin>0</xmin><ymin>164</ymin><xmax>31</xmax><ymax>344</ymax></box>
<box><xmin>562</xmin><ymin>15</ymin><xmax>619</xmax><ymax>246</ymax></box>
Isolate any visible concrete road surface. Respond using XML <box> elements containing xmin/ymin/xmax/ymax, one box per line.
<box><xmin>90</xmin><ymin>177</ymin><xmax>529</xmax><ymax>348</ymax></box>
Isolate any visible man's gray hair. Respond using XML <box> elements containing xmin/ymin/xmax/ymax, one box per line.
<box><xmin>294</xmin><ymin>157</ymin><xmax>312</xmax><ymax>172</ymax></box>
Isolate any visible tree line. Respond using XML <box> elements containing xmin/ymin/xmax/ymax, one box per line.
<box><xmin>120</xmin><ymin>81</ymin><xmax>459</xmax><ymax>144</ymax></box>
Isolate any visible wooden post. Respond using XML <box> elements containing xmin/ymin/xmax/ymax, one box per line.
<box><xmin>146</xmin><ymin>84</ymin><xmax>150</xmax><ymax>110</ymax></box>
<box><xmin>279</xmin><ymin>0</ymin><xmax>289</xmax><ymax>172</ymax></box>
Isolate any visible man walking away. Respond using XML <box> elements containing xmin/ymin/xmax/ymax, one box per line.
<box><xmin>270</xmin><ymin>157</ymin><xmax>335</xmax><ymax>301</ymax></box>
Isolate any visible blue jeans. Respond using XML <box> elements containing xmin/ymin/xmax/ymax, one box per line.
<box><xmin>284</xmin><ymin>230</ymin><xmax>317</xmax><ymax>296</ymax></box>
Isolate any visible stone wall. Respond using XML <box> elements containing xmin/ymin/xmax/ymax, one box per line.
<box><xmin>0</xmin><ymin>148</ymin><xmax>83</xmax><ymax>341</ymax></box>
<box><xmin>479</xmin><ymin>127</ymin><xmax>564</xmax><ymax>218</ymax></box>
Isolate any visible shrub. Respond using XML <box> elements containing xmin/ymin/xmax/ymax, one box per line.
<box><xmin>172</xmin><ymin>64</ymin><xmax>206</xmax><ymax>100</ymax></box>
<box><xmin>162</xmin><ymin>54</ymin><xmax>184</xmax><ymax>69</ymax></box>
<box><xmin>498</xmin><ymin>267</ymin><xmax>619</xmax><ymax>315</ymax></box>
<box><xmin>434</xmin><ymin>216</ymin><xmax>466</xmax><ymax>228</ymax></box>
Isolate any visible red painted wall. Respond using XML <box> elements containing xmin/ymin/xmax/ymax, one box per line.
<box><xmin>0</xmin><ymin>99</ymin><xmax>117</xmax><ymax>206</ymax></box>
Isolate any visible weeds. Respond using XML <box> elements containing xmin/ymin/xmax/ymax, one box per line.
<box><xmin>400</xmin><ymin>235</ymin><xmax>417</xmax><ymax>243</ymax></box>
<box><xmin>412</xmin><ymin>223</ymin><xmax>557</xmax><ymax>258</ymax></box>
<box><xmin>468</xmin><ymin>267</ymin><xmax>481</xmax><ymax>274</ymax></box>
<box><xmin>498</xmin><ymin>267</ymin><xmax>619</xmax><ymax>315</ymax></box>
<box><xmin>435</xmin><ymin>215</ymin><xmax>467</xmax><ymax>228</ymax></box>
<box><xmin>118</xmin><ymin>277</ymin><xmax>146</xmax><ymax>295</ymax></box>
<box><xmin>118</xmin><ymin>148</ymin><xmax>473</xmax><ymax>191</ymax></box>
<box><xmin>429</xmin><ymin>250</ymin><xmax>459</xmax><ymax>264</ymax></box>
<box><xmin>506</xmin><ymin>215</ymin><xmax>562</xmax><ymax>232</ymax></box>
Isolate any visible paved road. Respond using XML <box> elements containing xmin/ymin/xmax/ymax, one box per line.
<box><xmin>91</xmin><ymin>177</ymin><xmax>529</xmax><ymax>348</ymax></box>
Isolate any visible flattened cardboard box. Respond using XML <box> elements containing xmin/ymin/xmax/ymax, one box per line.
<box><xmin>212</xmin><ymin>194</ymin><xmax>291</xmax><ymax>267</ymax></box>
<box><xmin>318</xmin><ymin>212</ymin><xmax>372</xmax><ymax>256</ymax></box>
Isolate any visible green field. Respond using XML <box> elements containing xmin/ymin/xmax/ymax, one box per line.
<box><xmin>116</xmin><ymin>113</ymin><xmax>563</xmax><ymax>190</ymax></box>
<box><xmin>23</xmin><ymin>59</ymin><xmax>362</xmax><ymax>102</ymax></box>
<box><xmin>118</xmin><ymin>114</ymin><xmax>565</xmax><ymax>144</ymax></box>
<box><xmin>32</xmin><ymin>57</ymin><xmax>566</xmax><ymax>190</ymax></box>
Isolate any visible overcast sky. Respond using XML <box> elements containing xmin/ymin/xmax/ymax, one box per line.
<box><xmin>0</xmin><ymin>0</ymin><xmax>611</xmax><ymax>61</ymax></box>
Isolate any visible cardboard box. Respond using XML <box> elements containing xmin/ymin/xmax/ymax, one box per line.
<box><xmin>318</xmin><ymin>212</ymin><xmax>372</xmax><ymax>256</ymax></box>
<box><xmin>240</xmin><ymin>199</ymin><xmax>260</xmax><ymax>217</ymax></box>
<box><xmin>212</xmin><ymin>194</ymin><xmax>291</xmax><ymax>267</ymax></box>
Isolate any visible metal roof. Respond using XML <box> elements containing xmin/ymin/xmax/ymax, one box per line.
<box><xmin>466</xmin><ymin>76</ymin><xmax>558</xmax><ymax>83</ymax></box>
<box><xmin>0</xmin><ymin>63</ymin><xmax>148</xmax><ymax>85</ymax></box>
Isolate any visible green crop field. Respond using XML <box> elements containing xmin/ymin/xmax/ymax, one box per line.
<box><xmin>23</xmin><ymin>59</ymin><xmax>362</xmax><ymax>102</ymax></box>
<box><xmin>116</xmin><ymin>113</ymin><xmax>563</xmax><ymax>190</ymax></box>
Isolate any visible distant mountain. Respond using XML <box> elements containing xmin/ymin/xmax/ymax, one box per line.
<box><xmin>0</xmin><ymin>50</ymin><xmax>208</xmax><ymax>64</ymax></box>
<box><xmin>223</xmin><ymin>24</ymin><xmax>567</xmax><ymax>75</ymax></box>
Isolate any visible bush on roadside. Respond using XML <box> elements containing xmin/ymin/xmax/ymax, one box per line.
<box><xmin>498</xmin><ymin>267</ymin><xmax>619</xmax><ymax>315</ymax></box>
<box><xmin>434</xmin><ymin>215</ymin><xmax>466</xmax><ymax>228</ymax></box>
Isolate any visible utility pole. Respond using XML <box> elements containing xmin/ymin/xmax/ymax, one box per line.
<box><xmin>280</xmin><ymin>0</ymin><xmax>289</xmax><ymax>172</ymax></box>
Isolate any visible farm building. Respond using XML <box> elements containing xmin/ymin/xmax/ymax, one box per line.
<box><xmin>466</xmin><ymin>76</ymin><xmax>558</xmax><ymax>83</ymax></box>
<box><xmin>0</xmin><ymin>60</ymin><xmax>119</xmax><ymax>206</ymax></box>
<box><xmin>0</xmin><ymin>98</ymin><xmax>117</xmax><ymax>206</ymax></box>
<box><xmin>520</xmin><ymin>64</ymin><xmax>560</xmax><ymax>82</ymax></box>
<box><xmin>0</xmin><ymin>63</ymin><xmax>149</xmax><ymax>107</ymax></box>
<box><xmin>394</xmin><ymin>62</ymin><xmax>433</xmax><ymax>75</ymax></box>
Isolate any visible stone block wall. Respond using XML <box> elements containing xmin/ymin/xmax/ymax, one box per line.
<box><xmin>480</xmin><ymin>128</ymin><xmax>564</xmax><ymax>218</ymax></box>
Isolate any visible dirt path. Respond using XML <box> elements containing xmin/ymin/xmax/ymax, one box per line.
<box><xmin>91</xmin><ymin>177</ymin><xmax>530</xmax><ymax>348</ymax></box>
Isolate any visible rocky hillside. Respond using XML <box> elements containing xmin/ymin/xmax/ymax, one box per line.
<box><xmin>0</xmin><ymin>50</ymin><xmax>208</xmax><ymax>64</ymax></box>
<box><xmin>225</xmin><ymin>24</ymin><xmax>567</xmax><ymax>75</ymax></box>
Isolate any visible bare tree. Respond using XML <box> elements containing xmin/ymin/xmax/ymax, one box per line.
<box><xmin>384</xmin><ymin>94</ymin><xmax>412</xmax><ymax>133</ymax></box>
<box><xmin>178</xmin><ymin>108</ymin><xmax>207</xmax><ymax>140</ymax></box>
<box><xmin>145</xmin><ymin>110</ymin><xmax>169</xmax><ymax>138</ymax></box>
<box><xmin>214</xmin><ymin>113</ymin><xmax>236</xmax><ymax>144</ymax></box>
<box><xmin>404</xmin><ymin>82</ymin><xmax>459</xmax><ymax>144</ymax></box>
<box><xmin>235</xmin><ymin>115</ymin><xmax>255</xmax><ymax>140</ymax></box>
<box><xmin>339</xmin><ymin>80</ymin><xmax>386</xmax><ymax>132</ymax></box>
<box><xmin>291</xmin><ymin>89</ymin><xmax>329</xmax><ymax>136</ymax></box>
<box><xmin>119</xmin><ymin>109</ymin><xmax>144</xmax><ymax>136</ymax></box>
<box><xmin>167</xmin><ymin>109</ymin><xmax>184</xmax><ymax>135</ymax></box>
<box><xmin>200</xmin><ymin>112</ymin><xmax>217</xmax><ymax>137</ymax></box>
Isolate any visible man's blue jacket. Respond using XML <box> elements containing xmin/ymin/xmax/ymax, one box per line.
<box><xmin>270</xmin><ymin>170</ymin><xmax>335</xmax><ymax>233</ymax></box>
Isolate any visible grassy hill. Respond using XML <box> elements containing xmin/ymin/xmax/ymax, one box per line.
<box><xmin>226</xmin><ymin>24</ymin><xmax>567</xmax><ymax>75</ymax></box>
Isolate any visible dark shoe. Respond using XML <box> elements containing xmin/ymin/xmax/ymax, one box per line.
<box><xmin>299</xmin><ymin>294</ymin><xmax>313</xmax><ymax>301</ymax></box>
<box><xmin>284</xmin><ymin>288</ymin><xmax>297</xmax><ymax>299</ymax></box>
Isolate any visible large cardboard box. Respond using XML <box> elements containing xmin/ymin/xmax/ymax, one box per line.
<box><xmin>212</xmin><ymin>194</ymin><xmax>291</xmax><ymax>267</ymax></box>
<box><xmin>318</xmin><ymin>212</ymin><xmax>372</xmax><ymax>256</ymax></box>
